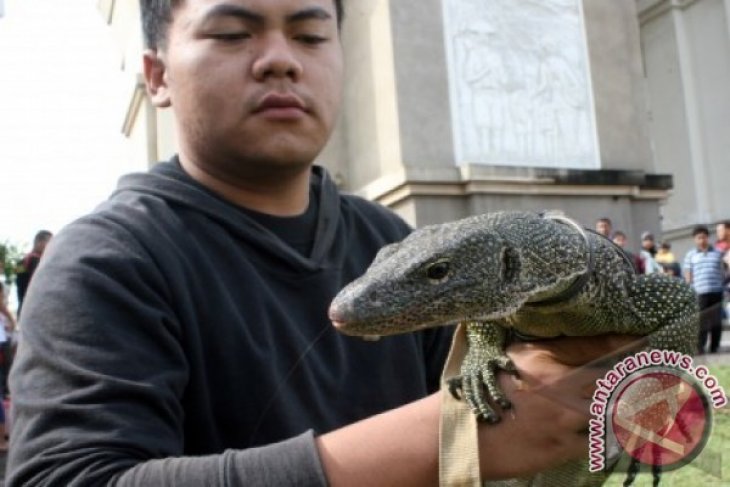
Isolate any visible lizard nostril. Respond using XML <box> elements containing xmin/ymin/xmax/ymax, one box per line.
<box><xmin>367</xmin><ymin>290</ymin><xmax>385</xmax><ymax>307</ymax></box>
<box><xmin>501</xmin><ymin>247</ymin><xmax>520</xmax><ymax>282</ymax></box>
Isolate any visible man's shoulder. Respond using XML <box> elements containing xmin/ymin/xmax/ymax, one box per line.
<box><xmin>46</xmin><ymin>191</ymin><xmax>184</xmax><ymax>267</ymax></box>
<box><xmin>684</xmin><ymin>248</ymin><xmax>701</xmax><ymax>258</ymax></box>
<box><xmin>73</xmin><ymin>193</ymin><xmax>173</xmax><ymax>239</ymax></box>
<box><xmin>21</xmin><ymin>252</ymin><xmax>40</xmax><ymax>268</ymax></box>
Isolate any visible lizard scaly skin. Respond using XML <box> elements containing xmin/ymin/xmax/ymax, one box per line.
<box><xmin>329</xmin><ymin>210</ymin><xmax>699</xmax><ymax>486</ymax></box>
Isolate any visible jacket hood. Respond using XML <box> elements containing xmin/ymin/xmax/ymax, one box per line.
<box><xmin>111</xmin><ymin>157</ymin><xmax>342</xmax><ymax>272</ymax></box>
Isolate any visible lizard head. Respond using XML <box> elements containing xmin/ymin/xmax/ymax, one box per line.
<box><xmin>329</xmin><ymin>211</ymin><xmax>591</xmax><ymax>336</ymax></box>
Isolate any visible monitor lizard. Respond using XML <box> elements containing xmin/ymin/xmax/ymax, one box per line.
<box><xmin>329</xmin><ymin>210</ymin><xmax>699</xmax><ymax>486</ymax></box>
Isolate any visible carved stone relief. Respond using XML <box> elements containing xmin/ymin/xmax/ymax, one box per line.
<box><xmin>442</xmin><ymin>0</ymin><xmax>599</xmax><ymax>168</ymax></box>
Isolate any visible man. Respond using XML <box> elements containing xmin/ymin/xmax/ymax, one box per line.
<box><xmin>14</xmin><ymin>229</ymin><xmax>52</xmax><ymax>316</ymax></box>
<box><xmin>8</xmin><ymin>1</ymin><xmax>633</xmax><ymax>485</ymax></box>
<box><xmin>595</xmin><ymin>217</ymin><xmax>612</xmax><ymax>239</ymax></box>
<box><xmin>684</xmin><ymin>225</ymin><xmax>725</xmax><ymax>354</ymax></box>
<box><xmin>612</xmin><ymin>231</ymin><xmax>643</xmax><ymax>273</ymax></box>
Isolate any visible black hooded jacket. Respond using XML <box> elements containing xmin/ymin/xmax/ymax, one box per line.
<box><xmin>8</xmin><ymin>159</ymin><xmax>452</xmax><ymax>486</ymax></box>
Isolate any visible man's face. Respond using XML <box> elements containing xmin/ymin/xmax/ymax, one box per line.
<box><xmin>641</xmin><ymin>238</ymin><xmax>653</xmax><ymax>250</ymax></box>
<box><xmin>694</xmin><ymin>232</ymin><xmax>709</xmax><ymax>250</ymax></box>
<box><xmin>596</xmin><ymin>221</ymin><xmax>611</xmax><ymax>237</ymax></box>
<box><xmin>149</xmin><ymin>0</ymin><xmax>343</xmax><ymax>177</ymax></box>
<box><xmin>36</xmin><ymin>237</ymin><xmax>51</xmax><ymax>254</ymax></box>
<box><xmin>612</xmin><ymin>234</ymin><xmax>626</xmax><ymax>248</ymax></box>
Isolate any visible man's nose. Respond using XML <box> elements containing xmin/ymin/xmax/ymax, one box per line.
<box><xmin>252</xmin><ymin>33</ymin><xmax>303</xmax><ymax>81</ymax></box>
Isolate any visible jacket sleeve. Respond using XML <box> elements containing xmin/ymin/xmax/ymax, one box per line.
<box><xmin>6</xmin><ymin>216</ymin><xmax>327</xmax><ymax>487</ymax></box>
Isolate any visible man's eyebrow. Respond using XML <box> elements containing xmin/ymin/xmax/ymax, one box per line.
<box><xmin>200</xmin><ymin>5</ymin><xmax>332</xmax><ymax>26</ymax></box>
<box><xmin>286</xmin><ymin>7</ymin><xmax>333</xmax><ymax>24</ymax></box>
<box><xmin>201</xmin><ymin>4</ymin><xmax>265</xmax><ymax>25</ymax></box>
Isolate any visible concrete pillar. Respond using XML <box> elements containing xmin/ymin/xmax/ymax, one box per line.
<box><xmin>671</xmin><ymin>2</ymin><xmax>711</xmax><ymax>222</ymax></box>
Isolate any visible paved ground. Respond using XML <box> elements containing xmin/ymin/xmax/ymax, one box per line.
<box><xmin>697</xmin><ymin>324</ymin><xmax>730</xmax><ymax>365</ymax></box>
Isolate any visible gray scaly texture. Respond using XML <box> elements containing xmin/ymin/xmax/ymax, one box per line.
<box><xmin>329</xmin><ymin>210</ymin><xmax>699</xmax><ymax>486</ymax></box>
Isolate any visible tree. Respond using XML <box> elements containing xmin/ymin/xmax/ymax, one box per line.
<box><xmin>0</xmin><ymin>241</ymin><xmax>24</xmax><ymax>286</ymax></box>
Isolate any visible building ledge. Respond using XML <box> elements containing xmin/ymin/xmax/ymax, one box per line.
<box><xmin>122</xmin><ymin>72</ymin><xmax>147</xmax><ymax>136</ymax></box>
<box><xmin>354</xmin><ymin>164</ymin><xmax>673</xmax><ymax>207</ymax></box>
<box><xmin>96</xmin><ymin>0</ymin><xmax>115</xmax><ymax>24</ymax></box>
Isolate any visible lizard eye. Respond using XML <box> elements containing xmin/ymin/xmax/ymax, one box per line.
<box><xmin>426</xmin><ymin>260</ymin><xmax>451</xmax><ymax>283</ymax></box>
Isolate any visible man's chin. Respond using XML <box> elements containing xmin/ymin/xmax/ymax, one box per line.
<box><xmin>222</xmin><ymin>154</ymin><xmax>315</xmax><ymax>182</ymax></box>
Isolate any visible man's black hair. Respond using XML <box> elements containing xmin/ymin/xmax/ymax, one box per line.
<box><xmin>692</xmin><ymin>225</ymin><xmax>709</xmax><ymax>237</ymax></box>
<box><xmin>141</xmin><ymin>0</ymin><xmax>345</xmax><ymax>49</ymax></box>
<box><xmin>33</xmin><ymin>230</ymin><xmax>52</xmax><ymax>246</ymax></box>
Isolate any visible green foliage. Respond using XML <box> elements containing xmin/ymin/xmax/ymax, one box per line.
<box><xmin>0</xmin><ymin>240</ymin><xmax>24</xmax><ymax>285</ymax></box>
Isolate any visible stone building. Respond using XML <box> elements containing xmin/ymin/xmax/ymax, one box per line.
<box><xmin>97</xmin><ymin>0</ymin><xmax>729</xmax><ymax>255</ymax></box>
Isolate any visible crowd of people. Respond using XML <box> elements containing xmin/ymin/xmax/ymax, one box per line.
<box><xmin>594</xmin><ymin>217</ymin><xmax>730</xmax><ymax>354</ymax></box>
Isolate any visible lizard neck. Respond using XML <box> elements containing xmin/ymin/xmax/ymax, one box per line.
<box><xmin>524</xmin><ymin>214</ymin><xmax>595</xmax><ymax>307</ymax></box>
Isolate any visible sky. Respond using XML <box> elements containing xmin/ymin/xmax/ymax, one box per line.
<box><xmin>0</xmin><ymin>0</ymin><xmax>145</xmax><ymax>248</ymax></box>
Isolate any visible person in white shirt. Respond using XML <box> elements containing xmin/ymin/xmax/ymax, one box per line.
<box><xmin>0</xmin><ymin>282</ymin><xmax>16</xmax><ymax>451</ymax></box>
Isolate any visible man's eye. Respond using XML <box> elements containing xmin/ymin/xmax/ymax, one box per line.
<box><xmin>210</xmin><ymin>33</ymin><xmax>250</xmax><ymax>42</ymax></box>
<box><xmin>296</xmin><ymin>34</ymin><xmax>328</xmax><ymax>45</ymax></box>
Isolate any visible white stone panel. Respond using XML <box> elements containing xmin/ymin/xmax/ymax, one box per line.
<box><xmin>442</xmin><ymin>0</ymin><xmax>599</xmax><ymax>168</ymax></box>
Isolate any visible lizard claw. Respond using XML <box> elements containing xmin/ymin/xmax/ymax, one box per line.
<box><xmin>458</xmin><ymin>355</ymin><xmax>515</xmax><ymax>422</ymax></box>
<box><xmin>461</xmin><ymin>372</ymin><xmax>500</xmax><ymax>422</ymax></box>
<box><xmin>447</xmin><ymin>376</ymin><xmax>500</xmax><ymax>422</ymax></box>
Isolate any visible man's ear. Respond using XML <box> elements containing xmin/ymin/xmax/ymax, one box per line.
<box><xmin>143</xmin><ymin>49</ymin><xmax>172</xmax><ymax>108</ymax></box>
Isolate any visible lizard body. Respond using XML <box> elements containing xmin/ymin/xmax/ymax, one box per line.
<box><xmin>329</xmin><ymin>210</ymin><xmax>699</xmax><ymax>486</ymax></box>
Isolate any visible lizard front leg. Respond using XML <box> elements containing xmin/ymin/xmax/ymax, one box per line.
<box><xmin>447</xmin><ymin>321</ymin><xmax>516</xmax><ymax>423</ymax></box>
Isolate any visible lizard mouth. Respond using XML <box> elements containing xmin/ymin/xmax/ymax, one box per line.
<box><xmin>330</xmin><ymin>319</ymin><xmax>347</xmax><ymax>330</ymax></box>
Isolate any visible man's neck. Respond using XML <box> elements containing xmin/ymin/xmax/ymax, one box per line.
<box><xmin>178</xmin><ymin>156</ymin><xmax>312</xmax><ymax>216</ymax></box>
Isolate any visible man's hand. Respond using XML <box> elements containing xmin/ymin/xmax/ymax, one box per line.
<box><xmin>478</xmin><ymin>334</ymin><xmax>641</xmax><ymax>480</ymax></box>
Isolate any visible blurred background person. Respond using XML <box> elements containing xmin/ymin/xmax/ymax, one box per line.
<box><xmin>655</xmin><ymin>242</ymin><xmax>681</xmax><ymax>278</ymax></box>
<box><xmin>595</xmin><ymin>217</ymin><xmax>613</xmax><ymax>239</ymax></box>
<box><xmin>15</xmin><ymin>230</ymin><xmax>52</xmax><ymax>317</ymax></box>
<box><xmin>683</xmin><ymin>225</ymin><xmax>725</xmax><ymax>354</ymax></box>
<box><xmin>639</xmin><ymin>232</ymin><xmax>661</xmax><ymax>274</ymax></box>
<box><xmin>714</xmin><ymin>220</ymin><xmax>730</xmax><ymax>253</ymax></box>
<box><xmin>0</xmin><ymin>282</ymin><xmax>15</xmax><ymax>451</ymax></box>
<box><xmin>612</xmin><ymin>230</ymin><xmax>643</xmax><ymax>273</ymax></box>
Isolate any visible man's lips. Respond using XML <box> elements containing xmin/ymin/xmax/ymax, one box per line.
<box><xmin>254</xmin><ymin>93</ymin><xmax>307</xmax><ymax>115</ymax></box>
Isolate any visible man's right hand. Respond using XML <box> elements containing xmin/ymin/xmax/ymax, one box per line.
<box><xmin>478</xmin><ymin>334</ymin><xmax>640</xmax><ymax>480</ymax></box>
